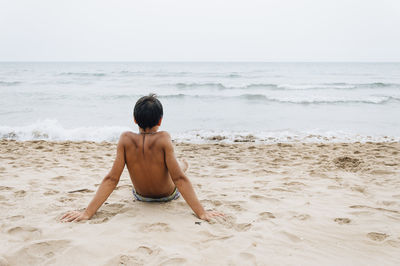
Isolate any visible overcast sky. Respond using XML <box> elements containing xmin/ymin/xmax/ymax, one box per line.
<box><xmin>1</xmin><ymin>0</ymin><xmax>399</xmax><ymax>62</ymax></box>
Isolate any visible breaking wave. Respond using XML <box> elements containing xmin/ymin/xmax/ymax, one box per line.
<box><xmin>1</xmin><ymin>120</ymin><xmax>398</xmax><ymax>143</ymax></box>
<box><xmin>238</xmin><ymin>94</ymin><xmax>400</xmax><ymax>105</ymax></box>
<box><xmin>59</xmin><ymin>72</ymin><xmax>106</xmax><ymax>77</ymax></box>
<box><xmin>0</xmin><ymin>81</ymin><xmax>22</xmax><ymax>86</ymax></box>
<box><xmin>0</xmin><ymin>120</ymin><xmax>129</xmax><ymax>142</ymax></box>
<box><xmin>170</xmin><ymin>82</ymin><xmax>399</xmax><ymax>91</ymax></box>
<box><xmin>156</xmin><ymin>94</ymin><xmax>400</xmax><ymax>105</ymax></box>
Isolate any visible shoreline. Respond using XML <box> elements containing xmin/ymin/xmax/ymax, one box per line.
<box><xmin>1</xmin><ymin>140</ymin><xmax>399</xmax><ymax>264</ymax></box>
<box><xmin>1</xmin><ymin>138</ymin><xmax>400</xmax><ymax>144</ymax></box>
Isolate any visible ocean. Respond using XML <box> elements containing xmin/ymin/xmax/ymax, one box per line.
<box><xmin>0</xmin><ymin>62</ymin><xmax>399</xmax><ymax>143</ymax></box>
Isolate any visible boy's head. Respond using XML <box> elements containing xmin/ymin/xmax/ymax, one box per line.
<box><xmin>133</xmin><ymin>94</ymin><xmax>163</xmax><ymax>129</ymax></box>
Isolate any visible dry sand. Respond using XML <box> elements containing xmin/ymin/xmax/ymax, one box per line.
<box><xmin>0</xmin><ymin>140</ymin><xmax>400</xmax><ymax>265</ymax></box>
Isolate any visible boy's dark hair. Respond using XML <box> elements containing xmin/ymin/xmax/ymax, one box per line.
<box><xmin>134</xmin><ymin>94</ymin><xmax>163</xmax><ymax>129</ymax></box>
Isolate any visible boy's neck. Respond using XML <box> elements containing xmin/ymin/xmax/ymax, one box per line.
<box><xmin>139</xmin><ymin>126</ymin><xmax>159</xmax><ymax>134</ymax></box>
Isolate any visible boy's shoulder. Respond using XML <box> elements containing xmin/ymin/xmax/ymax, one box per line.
<box><xmin>154</xmin><ymin>131</ymin><xmax>173</xmax><ymax>144</ymax></box>
<box><xmin>119</xmin><ymin>131</ymin><xmax>136</xmax><ymax>141</ymax></box>
<box><xmin>156</xmin><ymin>130</ymin><xmax>171</xmax><ymax>139</ymax></box>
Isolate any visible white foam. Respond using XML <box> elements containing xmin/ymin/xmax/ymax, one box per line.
<box><xmin>0</xmin><ymin>119</ymin><xmax>130</xmax><ymax>142</ymax></box>
<box><xmin>1</xmin><ymin>120</ymin><xmax>398</xmax><ymax>143</ymax></box>
<box><xmin>171</xmin><ymin>129</ymin><xmax>399</xmax><ymax>144</ymax></box>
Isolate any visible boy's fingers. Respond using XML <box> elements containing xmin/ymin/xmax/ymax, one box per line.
<box><xmin>60</xmin><ymin>211</ymin><xmax>89</xmax><ymax>223</ymax></box>
<box><xmin>61</xmin><ymin>211</ymin><xmax>75</xmax><ymax>220</ymax></box>
<box><xmin>61</xmin><ymin>211</ymin><xmax>71</xmax><ymax>219</ymax></box>
<box><xmin>61</xmin><ymin>214</ymin><xmax>72</xmax><ymax>221</ymax></box>
<box><xmin>67</xmin><ymin>214</ymin><xmax>79</xmax><ymax>222</ymax></box>
<box><xmin>60</xmin><ymin>211</ymin><xmax>78</xmax><ymax>222</ymax></box>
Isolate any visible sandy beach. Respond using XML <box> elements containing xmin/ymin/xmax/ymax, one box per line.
<box><xmin>0</xmin><ymin>140</ymin><xmax>399</xmax><ymax>265</ymax></box>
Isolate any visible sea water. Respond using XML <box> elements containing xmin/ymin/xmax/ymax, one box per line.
<box><xmin>0</xmin><ymin>62</ymin><xmax>399</xmax><ymax>143</ymax></box>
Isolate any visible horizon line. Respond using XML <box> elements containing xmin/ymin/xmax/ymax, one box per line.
<box><xmin>0</xmin><ymin>60</ymin><xmax>400</xmax><ymax>63</ymax></box>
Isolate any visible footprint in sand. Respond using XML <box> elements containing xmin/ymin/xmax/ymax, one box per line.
<box><xmin>51</xmin><ymin>175</ymin><xmax>67</xmax><ymax>181</ymax></box>
<box><xmin>226</xmin><ymin>203</ymin><xmax>244</xmax><ymax>212</ymax></box>
<box><xmin>159</xmin><ymin>257</ymin><xmax>187</xmax><ymax>265</ymax></box>
<box><xmin>7</xmin><ymin>226</ymin><xmax>42</xmax><ymax>240</ymax></box>
<box><xmin>257</xmin><ymin>212</ymin><xmax>276</xmax><ymax>221</ymax></box>
<box><xmin>292</xmin><ymin>214</ymin><xmax>311</xmax><ymax>221</ymax></box>
<box><xmin>0</xmin><ymin>186</ymin><xmax>14</xmax><ymax>191</ymax></box>
<box><xmin>7</xmin><ymin>240</ymin><xmax>70</xmax><ymax>265</ymax></box>
<box><xmin>367</xmin><ymin>232</ymin><xmax>389</xmax><ymax>241</ymax></box>
<box><xmin>199</xmin><ymin>230</ymin><xmax>233</xmax><ymax>242</ymax></box>
<box><xmin>250</xmin><ymin>195</ymin><xmax>280</xmax><ymax>202</ymax></box>
<box><xmin>216</xmin><ymin>164</ymin><xmax>229</xmax><ymax>169</ymax></box>
<box><xmin>280</xmin><ymin>231</ymin><xmax>303</xmax><ymax>243</ymax></box>
<box><xmin>43</xmin><ymin>189</ymin><xmax>59</xmax><ymax>196</ymax></box>
<box><xmin>6</xmin><ymin>215</ymin><xmax>24</xmax><ymax>222</ymax></box>
<box><xmin>140</xmin><ymin>222</ymin><xmax>172</xmax><ymax>232</ymax></box>
<box><xmin>334</xmin><ymin>218</ymin><xmax>351</xmax><ymax>224</ymax></box>
<box><xmin>109</xmin><ymin>254</ymin><xmax>144</xmax><ymax>265</ymax></box>
<box><xmin>234</xmin><ymin>223</ymin><xmax>252</xmax><ymax>232</ymax></box>
<box><xmin>135</xmin><ymin>245</ymin><xmax>160</xmax><ymax>256</ymax></box>
<box><xmin>350</xmin><ymin>186</ymin><xmax>366</xmax><ymax>193</ymax></box>
<box><xmin>14</xmin><ymin>190</ymin><xmax>27</xmax><ymax>197</ymax></box>
<box><xmin>57</xmin><ymin>196</ymin><xmax>77</xmax><ymax>203</ymax></box>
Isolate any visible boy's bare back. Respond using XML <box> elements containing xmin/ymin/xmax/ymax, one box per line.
<box><xmin>121</xmin><ymin>131</ymin><xmax>176</xmax><ymax>198</ymax></box>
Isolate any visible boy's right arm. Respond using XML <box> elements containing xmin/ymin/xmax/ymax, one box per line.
<box><xmin>60</xmin><ymin>133</ymin><xmax>127</xmax><ymax>222</ymax></box>
<box><xmin>163</xmin><ymin>133</ymin><xmax>223</xmax><ymax>221</ymax></box>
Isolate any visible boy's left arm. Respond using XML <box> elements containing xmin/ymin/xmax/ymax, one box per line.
<box><xmin>61</xmin><ymin>134</ymin><xmax>127</xmax><ymax>222</ymax></box>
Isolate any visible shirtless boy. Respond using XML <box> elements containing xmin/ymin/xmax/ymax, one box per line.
<box><xmin>61</xmin><ymin>94</ymin><xmax>222</xmax><ymax>222</ymax></box>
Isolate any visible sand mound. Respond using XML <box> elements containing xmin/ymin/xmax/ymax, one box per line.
<box><xmin>334</xmin><ymin>156</ymin><xmax>362</xmax><ymax>171</ymax></box>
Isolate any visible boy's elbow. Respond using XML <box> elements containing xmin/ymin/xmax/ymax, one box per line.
<box><xmin>172</xmin><ymin>174</ymin><xmax>188</xmax><ymax>187</ymax></box>
<box><xmin>104</xmin><ymin>175</ymin><xmax>119</xmax><ymax>185</ymax></box>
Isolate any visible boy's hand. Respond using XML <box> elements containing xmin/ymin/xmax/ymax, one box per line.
<box><xmin>60</xmin><ymin>210</ymin><xmax>90</xmax><ymax>222</ymax></box>
<box><xmin>199</xmin><ymin>211</ymin><xmax>224</xmax><ymax>221</ymax></box>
